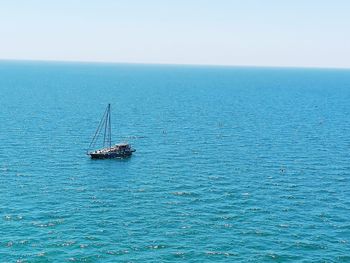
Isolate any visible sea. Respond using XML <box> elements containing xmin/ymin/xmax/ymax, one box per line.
<box><xmin>0</xmin><ymin>61</ymin><xmax>349</xmax><ymax>262</ymax></box>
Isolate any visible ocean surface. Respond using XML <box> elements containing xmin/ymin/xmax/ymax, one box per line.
<box><xmin>0</xmin><ymin>61</ymin><xmax>349</xmax><ymax>262</ymax></box>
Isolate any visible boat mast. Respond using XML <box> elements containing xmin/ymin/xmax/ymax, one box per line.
<box><xmin>108</xmin><ymin>104</ymin><xmax>112</xmax><ymax>148</ymax></box>
<box><xmin>102</xmin><ymin>103</ymin><xmax>112</xmax><ymax>148</ymax></box>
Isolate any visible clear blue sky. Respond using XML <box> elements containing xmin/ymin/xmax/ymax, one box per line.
<box><xmin>1</xmin><ymin>0</ymin><xmax>349</xmax><ymax>68</ymax></box>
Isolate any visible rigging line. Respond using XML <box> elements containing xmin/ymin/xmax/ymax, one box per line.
<box><xmin>91</xmin><ymin>105</ymin><xmax>108</xmax><ymax>148</ymax></box>
<box><xmin>91</xmin><ymin>122</ymin><xmax>102</xmax><ymax>150</ymax></box>
<box><xmin>89</xmin><ymin>113</ymin><xmax>106</xmax><ymax>152</ymax></box>
<box><xmin>88</xmin><ymin>105</ymin><xmax>109</xmax><ymax>152</ymax></box>
<box><xmin>109</xmin><ymin>104</ymin><xmax>112</xmax><ymax>148</ymax></box>
<box><xmin>106</xmin><ymin>104</ymin><xmax>110</xmax><ymax>147</ymax></box>
<box><xmin>103</xmin><ymin>104</ymin><xmax>109</xmax><ymax>148</ymax></box>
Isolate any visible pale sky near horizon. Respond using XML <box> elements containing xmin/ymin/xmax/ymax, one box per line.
<box><xmin>0</xmin><ymin>0</ymin><xmax>349</xmax><ymax>68</ymax></box>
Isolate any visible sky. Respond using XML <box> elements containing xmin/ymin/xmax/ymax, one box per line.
<box><xmin>0</xmin><ymin>0</ymin><xmax>349</xmax><ymax>68</ymax></box>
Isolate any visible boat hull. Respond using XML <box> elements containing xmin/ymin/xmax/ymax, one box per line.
<box><xmin>89</xmin><ymin>149</ymin><xmax>135</xmax><ymax>159</ymax></box>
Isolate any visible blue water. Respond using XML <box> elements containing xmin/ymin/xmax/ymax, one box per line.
<box><xmin>0</xmin><ymin>61</ymin><xmax>350</xmax><ymax>262</ymax></box>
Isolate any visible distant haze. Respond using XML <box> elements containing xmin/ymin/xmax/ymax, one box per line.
<box><xmin>1</xmin><ymin>0</ymin><xmax>350</xmax><ymax>68</ymax></box>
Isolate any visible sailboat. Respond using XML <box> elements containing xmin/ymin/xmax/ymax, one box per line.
<box><xmin>87</xmin><ymin>104</ymin><xmax>135</xmax><ymax>159</ymax></box>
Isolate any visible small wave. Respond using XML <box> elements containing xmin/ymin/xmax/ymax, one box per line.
<box><xmin>172</xmin><ymin>191</ymin><xmax>194</xmax><ymax>196</ymax></box>
<box><xmin>148</xmin><ymin>244</ymin><xmax>166</xmax><ymax>249</ymax></box>
<box><xmin>32</xmin><ymin>219</ymin><xmax>64</xmax><ymax>228</ymax></box>
<box><xmin>206</xmin><ymin>251</ymin><xmax>237</xmax><ymax>257</ymax></box>
<box><xmin>106</xmin><ymin>250</ymin><xmax>129</xmax><ymax>255</ymax></box>
<box><xmin>3</xmin><ymin>215</ymin><xmax>23</xmax><ymax>221</ymax></box>
<box><xmin>121</xmin><ymin>135</ymin><xmax>148</xmax><ymax>139</ymax></box>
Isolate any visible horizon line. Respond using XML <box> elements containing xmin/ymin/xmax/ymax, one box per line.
<box><xmin>1</xmin><ymin>58</ymin><xmax>350</xmax><ymax>71</ymax></box>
